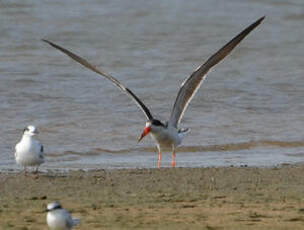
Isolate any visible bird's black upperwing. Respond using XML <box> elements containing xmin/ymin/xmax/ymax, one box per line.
<box><xmin>169</xmin><ymin>16</ymin><xmax>265</xmax><ymax>127</ymax></box>
<box><xmin>42</xmin><ymin>39</ymin><xmax>153</xmax><ymax>120</ymax></box>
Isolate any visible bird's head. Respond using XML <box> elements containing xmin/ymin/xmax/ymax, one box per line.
<box><xmin>46</xmin><ymin>202</ymin><xmax>62</xmax><ymax>212</ymax></box>
<box><xmin>138</xmin><ymin>119</ymin><xmax>165</xmax><ymax>143</ymax></box>
<box><xmin>23</xmin><ymin>125</ymin><xmax>39</xmax><ymax>136</ymax></box>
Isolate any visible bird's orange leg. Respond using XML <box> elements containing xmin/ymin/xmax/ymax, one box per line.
<box><xmin>158</xmin><ymin>151</ymin><xmax>162</xmax><ymax>168</ymax></box>
<box><xmin>171</xmin><ymin>151</ymin><xmax>176</xmax><ymax>168</ymax></box>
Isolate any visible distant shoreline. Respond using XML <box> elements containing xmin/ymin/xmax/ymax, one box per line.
<box><xmin>1</xmin><ymin>161</ymin><xmax>303</xmax><ymax>173</ymax></box>
<box><xmin>0</xmin><ymin>161</ymin><xmax>301</xmax><ymax>174</ymax></box>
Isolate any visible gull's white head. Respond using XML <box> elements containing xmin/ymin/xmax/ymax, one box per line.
<box><xmin>23</xmin><ymin>125</ymin><xmax>39</xmax><ymax>136</ymax></box>
<box><xmin>46</xmin><ymin>202</ymin><xmax>62</xmax><ymax>212</ymax></box>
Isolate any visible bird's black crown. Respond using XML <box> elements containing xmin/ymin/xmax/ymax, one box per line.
<box><xmin>151</xmin><ymin>119</ymin><xmax>165</xmax><ymax>127</ymax></box>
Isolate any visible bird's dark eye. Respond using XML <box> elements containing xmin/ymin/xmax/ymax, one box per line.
<box><xmin>52</xmin><ymin>203</ymin><xmax>62</xmax><ymax>210</ymax></box>
<box><xmin>54</xmin><ymin>205</ymin><xmax>62</xmax><ymax>210</ymax></box>
<box><xmin>23</xmin><ymin>127</ymin><xmax>29</xmax><ymax>133</ymax></box>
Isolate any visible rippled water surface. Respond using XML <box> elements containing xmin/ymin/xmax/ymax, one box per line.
<box><xmin>1</xmin><ymin>0</ymin><xmax>304</xmax><ymax>170</ymax></box>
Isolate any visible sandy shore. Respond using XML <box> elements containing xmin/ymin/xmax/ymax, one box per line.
<box><xmin>1</xmin><ymin>165</ymin><xmax>304</xmax><ymax>229</ymax></box>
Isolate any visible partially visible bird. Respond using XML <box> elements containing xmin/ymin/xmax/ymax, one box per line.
<box><xmin>14</xmin><ymin>125</ymin><xmax>44</xmax><ymax>176</ymax></box>
<box><xmin>46</xmin><ymin>202</ymin><xmax>80</xmax><ymax>230</ymax></box>
<box><xmin>43</xmin><ymin>16</ymin><xmax>264</xmax><ymax>168</ymax></box>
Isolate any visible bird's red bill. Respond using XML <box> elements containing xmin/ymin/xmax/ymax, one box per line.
<box><xmin>138</xmin><ymin>126</ymin><xmax>151</xmax><ymax>142</ymax></box>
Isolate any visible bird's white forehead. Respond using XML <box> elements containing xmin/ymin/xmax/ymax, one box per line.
<box><xmin>27</xmin><ymin>125</ymin><xmax>37</xmax><ymax>131</ymax></box>
<box><xmin>145</xmin><ymin>121</ymin><xmax>151</xmax><ymax>127</ymax></box>
<box><xmin>47</xmin><ymin>202</ymin><xmax>61</xmax><ymax>210</ymax></box>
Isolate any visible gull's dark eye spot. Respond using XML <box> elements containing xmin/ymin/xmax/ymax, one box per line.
<box><xmin>23</xmin><ymin>127</ymin><xmax>29</xmax><ymax>133</ymax></box>
<box><xmin>54</xmin><ymin>204</ymin><xmax>62</xmax><ymax>210</ymax></box>
<box><xmin>152</xmin><ymin>119</ymin><xmax>164</xmax><ymax>127</ymax></box>
<box><xmin>51</xmin><ymin>203</ymin><xmax>62</xmax><ymax>210</ymax></box>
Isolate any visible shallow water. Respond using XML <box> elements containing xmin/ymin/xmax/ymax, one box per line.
<box><xmin>0</xmin><ymin>0</ymin><xmax>304</xmax><ymax>170</ymax></box>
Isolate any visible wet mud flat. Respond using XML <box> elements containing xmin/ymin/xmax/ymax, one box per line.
<box><xmin>1</xmin><ymin>165</ymin><xmax>304</xmax><ymax>229</ymax></box>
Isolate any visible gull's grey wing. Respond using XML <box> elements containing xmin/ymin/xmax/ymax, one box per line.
<box><xmin>42</xmin><ymin>39</ymin><xmax>153</xmax><ymax>120</ymax></box>
<box><xmin>66</xmin><ymin>218</ymin><xmax>73</xmax><ymax>229</ymax></box>
<box><xmin>39</xmin><ymin>144</ymin><xmax>44</xmax><ymax>159</ymax></box>
<box><xmin>72</xmin><ymin>218</ymin><xmax>80</xmax><ymax>227</ymax></box>
<box><xmin>64</xmin><ymin>211</ymin><xmax>75</xmax><ymax>229</ymax></box>
<box><xmin>169</xmin><ymin>16</ymin><xmax>265</xmax><ymax>127</ymax></box>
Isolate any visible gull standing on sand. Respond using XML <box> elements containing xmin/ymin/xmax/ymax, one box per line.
<box><xmin>46</xmin><ymin>202</ymin><xmax>80</xmax><ymax>230</ymax></box>
<box><xmin>43</xmin><ymin>16</ymin><xmax>264</xmax><ymax>168</ymax></box>
<box><xmin>14</xmin><ymin>125</ymin><xmax>44</xmax><ymax>175</ymax></box>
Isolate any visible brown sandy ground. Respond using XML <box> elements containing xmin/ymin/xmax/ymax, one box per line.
<box><xmin>1</xmin><ymin>165</ymin><xmax>304</xmax><ymax>229</ymax></box>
